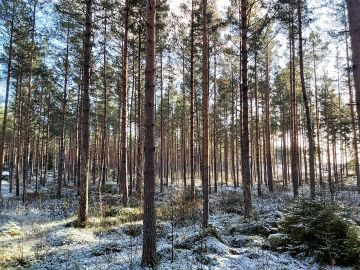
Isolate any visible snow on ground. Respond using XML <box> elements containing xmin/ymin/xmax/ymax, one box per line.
<box><xmin>0</xmin><ymin>175</ymin><xmax>358</xmax><ymax>269</ymax></box>
<box><xmin>1</xmin><ymin>181</ymin><xmax>13</xmax><ymax>199</ymax></box>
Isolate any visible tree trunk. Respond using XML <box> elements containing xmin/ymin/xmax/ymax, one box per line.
<box><xmin>224</xmin><ymin>129</ymin><xmax>229</xmax><ymax>186</ymax></box>
<box><xmin>290</xmin><ymin>23</ymin><xmax>299</xmax><ymax>197</ymax></box>
<box><xmin>22</xmin><ymin>0</ymin><xmax>37</xmax><ymax>205</ymax></box>
<box><xmin>190</xmin><ymin>0</ymin><xmax>195</xmax><ymax>200</ymax></box>
<box><xmin>136</xmin><ymin>29</ymin><xmax>144</xmax><ymax>197</ymax></box>
<box><xmin>312</xmin><ymin>43</ymin><xmax>323</xmax><ymax>187</ymax></box>
<box><xmin>254</xmin><ymin>54</ymin><xmax>261</xmax><ymax>195</ymax></box>
<box><xmin>160</xmin><ymin>49</ymin><xmax>164</xmax><ymax>192</ymax></box>
<box><xmin>231</xmin><ymin>68</ymin><xmax>236</xmax><ymax>188</ymax></box>
<box><xmin>78</xmin><ymin>0</ymin><xmax>92</xmax><ymax>223</ymax></box>
<box><xmin>213</xmin><ymin>54</ymin><xmax>218</xmax><ymax>193</ymax></box>
<box><xmin>0</xmin><ymin>1</ymin><xmax>15</xmax><ymax>194</ymax></box>
<box><xmin>241</xmin><ymin>0</ymin><xmax>252</xmax><ymax>218</ymax></box>
<box><xmin>297</xmin><ymin>0</ymin><xmax>316</xmax><ymax>198</ymax></box>
<box><xmin>142</xmin><ymin>0</ymin><xmax>157</xmax><ymax>266</ymax></box>
<box><xmin>201</xmin><ymin>0</ymin><xmax>209</xmax><ymax>229</ymax></box>
<box><xmin>265</xmin><ymin>47</ymin><xmax>273</xmax><ymax>192</ymax></box>
<box><xmin>346</xmin><ymin>0</ymin><xmax>360</xmax><ymax>193</ymax></box>
<box><xmin>345</xmin><ymin>27</ymin><xmax>360</xmax><ymax>194</ymax></box>
<box><xmin>182</xmin><ymin>45</ymin><xmax>187</xmax><ymax>187</ymax></box>
<box><xmin>57</xmin><ymin>27</ymin><xmax>70</xmax><ymax>198</ymax></box>
<box><xmin>346</xmin><ymin>0</ymin><xmax>360</xmax><ymax>138</ymax></box>
<box><xmin>120</xmin><ymin>0</ymin><xmax>129</xmax><ymax>206</ymax></box>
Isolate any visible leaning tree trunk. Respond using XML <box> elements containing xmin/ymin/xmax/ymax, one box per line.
<box><xmin>141</xmin><ymin>0</ymin><xmax>156</xmax><ymax>267</ymax></box>
<box><xmin>78</xmin><ymin>0</ymin><xmax>92</xmax><ymax>223</ymax></box>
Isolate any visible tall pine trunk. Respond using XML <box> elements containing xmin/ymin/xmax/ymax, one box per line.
<box><xmin>190</xmin><ymin>0</ymin><xmax>195</xmax><ymax>200</ymax></box>
<box><xmin>346</xmin><ymin>0</ymin><xmax>360</xmax><ymax>193</ymax></box>
<box><xmin>142</xmin><ymin>0</ymin><xmax>156</xmax><ymax>266</ymax></box>
<box><xmin>136</xmin><ymin>29</ymin><xmax>144</xmax><ymax>197</ymax></box>
<box><xmin>57</xmin><ymin>27</ymin><xmax>70</xmax><ymax>198</ymax></box>
<box><xmin>0</xmin><ymin>1</ymin><xmax>15</xmax><ymax>194</ymax></box>
<box><xmin>22</xmin><ymin>0</ymin><xmax>37</xmax><ymax>205</ymax></box>
<box><xmin>78</xmin><ymin>0</ymin><xmax>92</xmax><ymax>223</ymax></box>
<box><xmin>202</xmin><ymin>0</ymin><xmax>209</xmax><ymax>229</ymax></box>
<box><xmin>241</xmin><ymin>0</ymin><xmax>252</xmax><ymax>218</ymax></box>
<box><xmin>265</xmin><ymin>46</ymin><xmax>273</xmax><ymax>192</ymax></box>
<box><xmin>120</xmin><ymin>0</ymin><xmax>129</xmax><ymax>206</ymax></box>
<box><xmin>297</xmin><ymin>0</ymin><xmax>315</xmax><ymax>198</ymax></box>
<box><xmin>345</xmin><ymin>26</ymin><xmax>360</xmax><ymax>193</ymax></box>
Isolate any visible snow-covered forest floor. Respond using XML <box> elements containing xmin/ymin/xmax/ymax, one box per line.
<box><xmin>0</xmin><ymin>175</ymin><xmax>359</xmax><ymax>270</ymax></box>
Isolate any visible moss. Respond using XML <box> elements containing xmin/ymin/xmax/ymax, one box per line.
<box><xmin>65</xmin><ymin>207</ymin><xmax>143</xmax><ymax>230</ymax></box>
<box><xmin>0</xmin><ymin>245</ymin><xmax>33</xmax><ymax>269</ymax></box>
<box><xmin>1</xmin><ymin>222</ymin><xmax>22</xmax><ymax>238</ymax></box>
<box><xmin>104</xmin><ymin>207</ymin><xmax>143</xmax><ymax>223</ymax></box>
<box><xmin>64</xmin><ymin>219</ymin><xmax>87</xmax><ymax>228</ymax></box>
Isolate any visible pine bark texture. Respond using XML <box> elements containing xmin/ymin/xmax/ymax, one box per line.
<box><xmin>241</xmin><ymin>0</ymin><xmax>252</xmax><ymax>218</ymax></box>
<box><xmin>79</xmin><ymin>0</ymin><xmax>92</xmax><ymax>223</ymax></box>
<box><xmin>202</xmin><ymin>0</ymin><xmax>209</xmax><ymax>229</ymax></box>
<box><xmin>142</xmin><ymin>0</ymin><xmax>157</xmax><ymax>266</ymax></box>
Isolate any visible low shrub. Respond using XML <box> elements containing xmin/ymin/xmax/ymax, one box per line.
<box><xmin>123</xmin><ymin>223</ymin><xmax>142</xmax><ymax>237</ymax></box>
<box><xmin>202</xmin><ymin>227</ymin><xmax>224</xmax><ymax>243</ymax></box>
<box><xmin>65</xmin><ymin>207</ymin><xmax>143</xmax><ymax>229</ymax></box>
<box><xmin>275</xmin><ymin>199</ymin><xmax>360</xmax><ymax>266</ymax></box>
<box><xmin>157</xmin><ymin>191</ymin><xmax>201</xmax><ymax>226</ymax></box>
<box><xmin>218</xmin><ymin>190</ymin><xmax>243</xmax><ymax>214</ymax></box>
<box><xmin>104</xmin><ymin>207</ymin><xmax>143</xmax><ymax>223</ymax></box>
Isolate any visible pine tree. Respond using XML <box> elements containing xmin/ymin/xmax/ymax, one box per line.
<box><xmin>78</xmin><ymin>0</ymin><xmax>92</xmax><ymax>223</ymax></box>
<box><xmin>142</xmin><ymin>0</ymin><xmax>157</xmax><ymax>266</ymax></box>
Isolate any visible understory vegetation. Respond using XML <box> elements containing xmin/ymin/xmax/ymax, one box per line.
<box><xmin>1</xmin><ymin>177</ymin><xmax>360</xmax><ymax>269</ymax></box>
<box><xmin>273</xmin><ymin>199</ymin><xmax>360</xmax><ymax>266</ymax></box>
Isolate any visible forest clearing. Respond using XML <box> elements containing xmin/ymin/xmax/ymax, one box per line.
<box><xmin>1</xmin><ymin>0</ymin><xmax>360</xmax><ymax>269</ymax></box>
